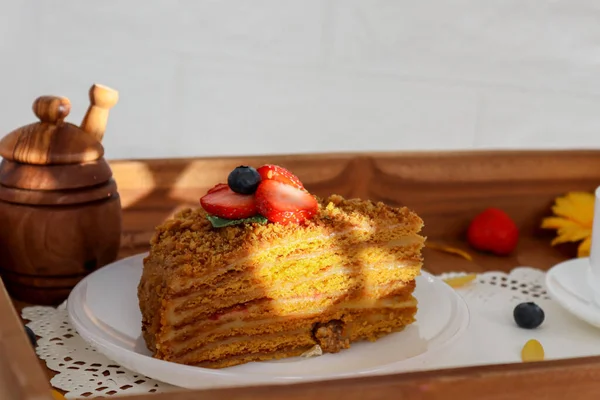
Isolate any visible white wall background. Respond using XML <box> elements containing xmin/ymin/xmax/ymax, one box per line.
<box><xmin>1</xmin><ymin>0</ymin><xmax>600</xmax><ymax>160</ymax></box>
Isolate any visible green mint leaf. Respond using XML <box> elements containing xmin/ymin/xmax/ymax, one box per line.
<box><xmin>207</xmin><ymin>215</ymin><xmax>268</xmax><ymax>228</ymax></box>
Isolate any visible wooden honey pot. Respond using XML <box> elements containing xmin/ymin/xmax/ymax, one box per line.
<box><xmin>0</xmin><ymin>84</ymin><xmax>122</xmax><ymax>305</ymax></box>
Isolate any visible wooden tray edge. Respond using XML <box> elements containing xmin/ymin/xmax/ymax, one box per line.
<box><xmin>125</xmin><ymin>355</ymin><xmax>600</xmax><ymax>400</ymax></box>
<box><xmin>105</xmin><ymin>148</ymin><xmax>600</xmax><ymax>163</ymax></box>
<box><xmin>0</xmin><ymin>277</ymin><xmax>52</xmax><ymax>399</ymax></box>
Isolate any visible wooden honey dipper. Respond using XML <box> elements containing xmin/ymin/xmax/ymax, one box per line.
<box><xmin>80</xmin><ymin>83</ymin><xmax>119</xmax><ymax>143</ymax></box>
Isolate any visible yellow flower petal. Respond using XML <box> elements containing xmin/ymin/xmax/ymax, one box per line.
<box><xmin>443</xmin><ymin>274</ymin><xmax>477</xmax><ymax>288</ymax></box>
<box><xmin>541</xmin><ymin>191</ymin><xmax>595</xmax><ymax>257</ymax></box>
<box><xmin>521</xmin><ymin>339</ymin><xmax>545</xmax><ymax>362</ymax></box>
<box><xmin>51</xmin><ymin>390</ymin><xmax>66</xmax><ymax>400</ymax></box>
<box><xmin>578</xmin><ymin>236</ymin><xmax>592</xmax><ymax>258</ymax></box>
<box><xmin>551</xmin><ymin>192</ymin><xmax>595</xmax><ymax>228</ymax></box>
<box><xmin>425</xmin><ymin>242</ymin><xmax>472</xmax><ymax>261</ymax></box>
<box><xmin>540</xmin><ymin>216</ymin><xmax>580</xmax><ymax>230</ymax></box>
<box><xmin>550</xmin><ymin>226</ymin><xmax>592</xmax><ymax>246</ymax></box>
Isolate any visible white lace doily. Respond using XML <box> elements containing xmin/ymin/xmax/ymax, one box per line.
<box><xmin>22</xmin><ymin>303</ymin><xmax>178</xmax><ymax>398</ymax></box>
<box><xmin>21</xmin><ymin>267</ymin><xmax>600</xmax><ymax>398</ymax></box>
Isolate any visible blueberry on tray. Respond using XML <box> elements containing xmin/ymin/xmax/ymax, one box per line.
<box><xmin>513</xmin><ymin>302</ymin><xmax>545</xmax><ymax>329</ymax></box>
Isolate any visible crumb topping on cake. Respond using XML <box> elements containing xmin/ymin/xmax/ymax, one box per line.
<box><xmin>149</xmin><ymin>195</ymin><xmax>423</xmax><ymax>272</ymax></box>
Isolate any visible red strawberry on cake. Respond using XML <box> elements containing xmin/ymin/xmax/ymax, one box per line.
<box><xmin>255</xmin><ymin>180</ymin><xmax>318</xmax><ymax>225</ymax></box>
<box><xmin>257</xmin><ymin>164</ymin><xmax>305</xmax><ymax>190</ymax></box>
<box><xmin>200</xmin><ymin>186</ymin><xmax>257</xmax><ymax>220</ymax></box>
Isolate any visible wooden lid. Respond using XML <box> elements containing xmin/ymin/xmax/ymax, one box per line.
<box><xmin>0</xmin><ymin>96</ymin><xmax>104</xmax><ymax>165</ymax></box>
<box><xmin>0</xmin><ymin>85</ymin><xmax>119</xmax><ymax>165</ymax></box>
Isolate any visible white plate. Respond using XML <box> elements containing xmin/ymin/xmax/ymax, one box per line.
<box><xmin>68</xmin><ymin>253</ymin><xmax>470</xmax><ymax>390</ymax></box>
<box><xmin>546</xmin><ymin>257</ymin><xmax>600</xmax><ymax>329</ymax></box>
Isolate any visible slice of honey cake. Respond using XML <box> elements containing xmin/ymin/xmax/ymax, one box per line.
<box><xmin>137</xmin><ymin>164</ymin><xmax>425</xmax><ymax>369</ymax></box>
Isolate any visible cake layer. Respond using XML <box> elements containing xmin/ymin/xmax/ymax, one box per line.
<box><xmin>176</xmin><ymin>329</ymin><xmax>314</xmax><ymax>365</ymax></box>
<box><xmin>165</xmin><ymin>235</ymin><xmax>424</xmax><ymax>298</ymax></box>
<box><xmin>166</xmin><ymin>260</ymin><xmax>421</xmax><ymax>323</ymax></box>
<box><xmin>168</xmin><ymin>238</ymin><xmax>422</xmax><ymax>297</ymax></box>
<box><xmin>139</xmin><ymin>241</ymin><xmax>422</xmax><ymax>322</ymax></box>
<box><xmin>165</xmin><ymin>278</ymin><xmax>416</xmax><ymax>331</ymax></box>
<box><xmin>161</xmin><ymin>305</ymin><xmax>418</xmax><ymax>368</ymax></box>
<box><xmin>161</xmin><ymin>288</ymin><xmax>417</xmax><ymax>348</ymax></box>
<box><xmin>157</xmin><ymin>229</ymin><xmax>424</xmax><ymax>295</ymax></box>
<box><xmin>196</xmin><ymin>348</ymin><xmax>307</xmax><ymax>369</ymax></box>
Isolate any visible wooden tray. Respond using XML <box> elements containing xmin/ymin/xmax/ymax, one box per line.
<box><xmin>4</xmin><ymin>149</ymin><xmax>600</xmax><ymax>400</ymax></box>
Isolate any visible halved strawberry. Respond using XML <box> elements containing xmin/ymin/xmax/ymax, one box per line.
<box><xmin>207</xmin><ymin>183</ymin><xmax>229</xmax><ymax>194</ymax></box>
<box><xmin>256</xmin><ymin>164</ymin><xmax>304</xmax><ymax>190</ymax></box>
<box><xmin>200</xmin><ymin>187</ymin><xmax>257</xmax><ymax>219</ymax></box>
<box><xmin>255</xmin><ymin>180</ymin><xmax>318</xmax><ymax>225</ymax></box>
